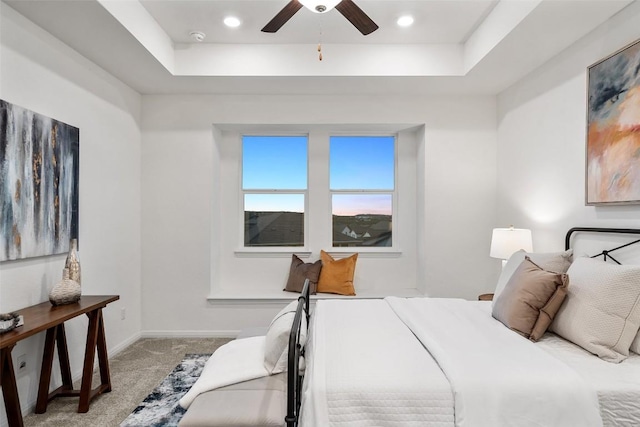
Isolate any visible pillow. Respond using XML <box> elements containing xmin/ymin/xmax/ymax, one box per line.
<box><xmin>551</xmin><ymin>257</ymin><xmax>640</xmax><ymax>363</ymax></box>
<box><xmin>316</xmin><ymin>250</ymin><xmax>358</xmax><ymax>296</ymax></box>
<box><xmin>492</xmin><ymin>257</ymin><xmax>568</xmax><ymax>341</ymax></box>
<box><xmin>264</xmin><ymin>301</ymin><xmax>307</xmax><ymax>374</ymax></box>
<box><xmin>493</xmin><ymin>249</ymin><xmax>572</xmax><ymax>306</ymax></box>
<box><xmin>284</xmin><ymin>254</ymin><xmax>322</xmax><ymax>295</ymax></box>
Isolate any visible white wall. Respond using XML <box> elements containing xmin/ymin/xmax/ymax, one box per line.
<box><xmin>497</xmin><ymin>1</ymin><xmax>640</xmax><ymax>250</ymax></box>
<box><xmin>212</xmin><ymin>125</ymin><xmax>419</xmax><ymax>295</ymax></box>
<box><xmin>0</xmin><ymin>4</ymin><xmax>142</xmax><ymax>424</ymax></box>
<box><xmin>141</xmin><ymin>94</ymin><xmax>498</xmax><ymax>335</ymax></box>
<box><xmin>4</xmin><ymin>0</ymin><xmax>640</xmax><ymax>422</ymax></box>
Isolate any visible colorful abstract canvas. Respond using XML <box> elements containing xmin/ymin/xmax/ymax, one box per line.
<box><xmin>587</xmin><ymin>39</ymin><xmax>640</xmax><ymax>205</ymax></box>
<box><xmin>0</xmin><ymin>100</ymin><xmax>79</xmax><ymax>261</ymax></box>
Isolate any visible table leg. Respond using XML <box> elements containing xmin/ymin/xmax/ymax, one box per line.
<box><xmin>78</xmin><ymin>308</ymin><xmax>111</xmax><ymax>413</ymax></box>
<box><xmin>95</xmin><ymin>310</ymin><xmax>112</xmax><ymax>392</ymax></box>
<box><xmin>35</xmin><ymin>327</ymin><xmax>57</xmax><ymax>413</ymax></box>
<box><xmin>56</xmin><ymin>323</ymin><xmax>74</xmax><ymax>389</ymax></box>
<box><xmin>78</xmin><ymin>310</ymin><xmax>99</xmax><ymax>413</ymax></box>
<box><xmin>34</xmin><ymin>324</ymin><xmax>80</xmax><ymax>413</ymax></box>
<box><xmin>1</xmin><ymin>345</ymin><xmax>24</xmax><ymax>427</ymax></box>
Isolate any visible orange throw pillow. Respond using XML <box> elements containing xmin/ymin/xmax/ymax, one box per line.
<box><xmin>317</xmin><ymin>250</ymin><xmax>358</xmax><ymax>295</ymax></box>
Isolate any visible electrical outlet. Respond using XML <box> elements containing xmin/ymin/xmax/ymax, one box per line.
<box><xmin>121</xmin><ymin>308</ymin><xmax>126</xmax><ymax>320</ymax></box>
<box><xmin>17</xmin><ymin>354</ymin><xmax>27</xmax><ymax>371</ymax></box>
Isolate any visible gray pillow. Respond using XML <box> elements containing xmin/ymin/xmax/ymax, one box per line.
<box><xmin>551</xmin><ymin>257</ymin><xmax>640</xmax><ymax>363</ymax></box>
<box><xmin>493</xmin><ymin>249</ymin><xmax>572</xmax><ymax>306</ymax></box>
<box><xmin>492</xmin><ymin>257</ymin><xmax>568</xmax><ymax>341</ymax></box>
<box><xmin>284</xmin><ymin>254</ymin><xmax>321</xmax><ymax>295</ymax></box>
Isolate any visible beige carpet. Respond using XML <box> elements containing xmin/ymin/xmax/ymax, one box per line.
<box><xmin>23</xmin><ymin>337</ymin><xmax>233</xmax><ymax>427</ymax></box>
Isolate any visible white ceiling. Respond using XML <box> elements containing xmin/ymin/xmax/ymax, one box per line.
<box><xmin>138</xmin><ymin>0</ymin><xmax>497</xmax><ymax>44</ymax></box>
<box><xmin>3</xmin><ymin>0</ymin><xmax>635</xmax><ymax>95</ymax></box>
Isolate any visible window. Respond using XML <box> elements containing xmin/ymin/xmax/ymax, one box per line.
<box><xmin>242</xmin><ymin>135</ymin><xmax>307</xmax><ymax>247</ymax></box>
<box><xmin>239</xmin><ymin>133</ymin><xmax>397</xmax><ymax>250</ymax></box>
<box><xmin>330</xmin><ymin>136</ymin><xmax>395</xmax><ymax>247</ymax></box>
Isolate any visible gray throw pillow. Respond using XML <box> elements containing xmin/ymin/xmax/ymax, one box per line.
<box><xmin>284</xmin><ymin>254</ymin><xmax>321</xmax><ymax>294</ymax></box>
<box><xmin>493</xmin><ymin>249</ymin><xmax>572</xmax><ymax>306</ymax></box>
<box><xmin>493</xmin><ymin>257</ymin><xmax>569</xmax><ymax>341</ymax></box>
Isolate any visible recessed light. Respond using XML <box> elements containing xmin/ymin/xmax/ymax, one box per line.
<box><xmin>189</xmin><ymin>31</ymin><xmax>206</xmax><ymax>42</ymax></box>
<box><xmin>397</xmin><ymin>15</ymin><xmax>414</xmax><ymax>27</ymax></box>
<box><xmin>224</xmin><ymin>16</ymin><xmax>242</xmax><ymax>28</ymax></box>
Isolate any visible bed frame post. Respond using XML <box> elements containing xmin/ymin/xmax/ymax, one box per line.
<box><xmin>286</xmin><ymin>279</ymin><xmax>310</xmax><ymax>427</ymax></box>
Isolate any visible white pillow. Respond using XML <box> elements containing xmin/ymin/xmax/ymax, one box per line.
<box><xmin>493</xmin><ymin>249</ymin><xmax>573</xmax><ymax>306</ymax></box>
<box><xmin>551</xmin><ymin>257</ymin><xmax>640</xmax><ymax>363</ymax></box>
<box><xmin>264</xmin><ymin>300</ymin><xmax>308</xmax><ymax>374</ymax></box>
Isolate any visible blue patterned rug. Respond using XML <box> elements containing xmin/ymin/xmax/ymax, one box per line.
<box><xmin>120</xmin><ymin>353</ymin><xmax>211</xmax><ymax>427</ymax></box>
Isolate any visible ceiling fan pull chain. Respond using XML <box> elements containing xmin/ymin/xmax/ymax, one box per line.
<box><xmin>318</xmin><ymin>21</ymin><xmax>323</xmax><ymax>61</ymax></box>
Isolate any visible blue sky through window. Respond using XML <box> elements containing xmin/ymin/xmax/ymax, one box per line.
<box><xmin>330</xmin><ymin>136</ymin><xmax>394</xmax><ymax>216</ymax></box>
<box><xmin>242</xmin><ymin>135</ymin><xmax>394</xmax><ymax>214</ymax></box>
<box><xmin>330</xmin><ymin>136</ymin><xmax>395</xmax><ymax>190</ymax></box>
<box><xmin>243</xmin><ymin>135</ymin><xmax>307</xmax><ymax>190</ymax></box>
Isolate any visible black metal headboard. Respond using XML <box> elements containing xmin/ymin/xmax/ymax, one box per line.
<box><xmin>565</xmin><ymin>227</ymin><xmax>640</xmax><ymax>264</ymax></box>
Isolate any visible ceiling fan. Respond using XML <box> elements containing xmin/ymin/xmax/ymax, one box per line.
<box><xmin>262</xmin><ymin>0</ymin><xmax>379</xmax><ymax>36</ymax></box>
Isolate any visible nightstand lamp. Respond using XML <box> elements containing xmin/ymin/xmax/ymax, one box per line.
<box><xmin>490</xmin><ymin>226</ymin><xmax>533</xmax><ymax>268</ymax></box>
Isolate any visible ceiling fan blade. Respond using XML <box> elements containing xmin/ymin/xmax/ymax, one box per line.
<box><xmin>262</xmin><ymin>0</ymin><xmax>303</xmax><ymax>33</ymax></box>
<box><xmin>335</xmin><ymin>0</ymin><xmax>379</xmax><ymax>35</ymax></box>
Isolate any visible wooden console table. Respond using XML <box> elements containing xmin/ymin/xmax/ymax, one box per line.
<box><xmin>0</xmin><ymin>295</ymin><xmax>119</xmax><ymax>427</ymax></box>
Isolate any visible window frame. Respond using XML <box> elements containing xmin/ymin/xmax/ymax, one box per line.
<box><xmin>234</xmin><ymin>130</ymin><xmax>401</xmax><ymax>257</ymax></box>
<box><xmin>329</xmin><ymin>133</ymin><xmax>398</xmax><ymax>252</ymax></box>
<box><xmin>239</xmin><ymin>133</ymin><xmax>310</xmax><ymax>253</ymax></box>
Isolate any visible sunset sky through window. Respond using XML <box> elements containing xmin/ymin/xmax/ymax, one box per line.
<box><xmin>243</xmin><ymin>135</ymin><xmax>394</xmax><ymax>215</ymax></box>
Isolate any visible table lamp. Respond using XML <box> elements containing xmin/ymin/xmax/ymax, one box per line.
<box><xmin>490</xmin><ymin>226</ymin><xmax>533</xmax><ymax>268</ymax></box>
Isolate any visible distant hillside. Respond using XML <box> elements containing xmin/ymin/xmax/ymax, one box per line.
<box><xmin>244</xmin><ymin>211</ymin><xmax>392</xmax><ymax>247</ymax></box>
<box><xmin>244</xmin><ymin>211</ymin><xmax>303</xmax><ymax>246</ymax></box>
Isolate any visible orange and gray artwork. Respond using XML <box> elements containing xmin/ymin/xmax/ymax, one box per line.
<box><xmin>587</xmin><ymin>39</ymin><xmax>640</xmax><ymax>205</ymax></box>
<box><xmin>0</xmin><ymin>100</ymin><xmax>79</xmax><ymax>261</ymax></box>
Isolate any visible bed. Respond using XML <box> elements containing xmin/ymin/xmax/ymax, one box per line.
<box><xmin>286</xmin><ymin>227</ymin><xmax>640</xmax><ymax>427</ymax></box>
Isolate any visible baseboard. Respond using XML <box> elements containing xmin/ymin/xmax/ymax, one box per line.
<box><xmin>141</xmin><ymin>330</ymin><xmax>239</xmax><ymax>338</ymax></box>
<box><xmin>109</xmin><ymin>331</ymin><xmax>142</xmax><ymax>357</ymax></box>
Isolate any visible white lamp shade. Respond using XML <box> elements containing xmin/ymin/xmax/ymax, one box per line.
<box><xmin>299</xmin><ymin>0</ymin><xmax>341</xmax><ymax>13</ymax></box>
<box><xmin>490</xmin><ymin>227</ymin><xmax>533</xmax><ymax>259</ymax></box>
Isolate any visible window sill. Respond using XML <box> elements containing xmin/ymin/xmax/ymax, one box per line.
<box><xmin>234</xmin><ymin>250</ymin><xmax>312</xmax><ymax>258</ymax></box>
<box><xmin>233</xmin><ymin>250</ymin><xmax>402</xmax><ymax>258</ymax></box>
<box><xmin>325</xmin><ymin>250</ymin><xmax>402</xmax><ymax>258</ymax></box>
<box><xmin>207</xmin><ymin>287</ymin><xmax>423</xmax><ymax>304</ymax></box>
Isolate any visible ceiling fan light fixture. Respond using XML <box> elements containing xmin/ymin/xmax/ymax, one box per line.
<box><xmin>299</xmin><ymin>0</ymin><xmax>341</xmax><ymax>13</ymax></box>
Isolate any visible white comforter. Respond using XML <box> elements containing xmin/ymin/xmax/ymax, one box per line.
<box><xmin>386</xmin><ymin>297</ymin><xmax>603</xmax><ymax>427</ymax></box>
<box><xmin>300</xmin><ymin>299</ymin><xmax>454</xmax><ymax>426</ymax></box>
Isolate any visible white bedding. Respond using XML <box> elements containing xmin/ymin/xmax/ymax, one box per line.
<box><xmin>179</xmin><ymin>336</ymin><xmax>269</xmax><ymax>409</ymax></box>
<box><xmin>387</xmin><ymin>297</ymin><xmax>602</xmax><ymax>427</ymax></box>
<box><xmin>473</xmin><ymin>302</ymin><xmax>640</xmax><ymax>427</ymax></box>
<box><xmin>300</xmin><ymin>297</ymin><xmax>640</xmax><ymax>427</ymax></box>
<box><xmin>300</xmin><ymin>299</ymin><xmax>454</xmax><ymax>426</ymax></box>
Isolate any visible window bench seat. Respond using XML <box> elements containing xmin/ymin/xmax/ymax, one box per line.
<box><xmin>207</xmin><ymin>288</ymin><xmax>424</xmax><ymax>304</ymax></box>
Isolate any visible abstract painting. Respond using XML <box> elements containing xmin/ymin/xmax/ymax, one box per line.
<box><xmin>587</xmin><ymin>39</ymin><xmax>640</xmax><ymax>205</ymax></box>
<box><xmin>0</xmin><ymin>100</ymin><xmax>79</xmax><ymax>261</ymax></box>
